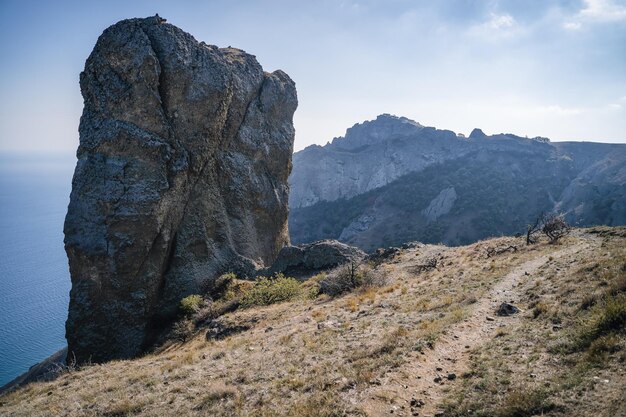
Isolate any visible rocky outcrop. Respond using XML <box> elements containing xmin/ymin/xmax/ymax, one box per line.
<box><xmin>422</xmin><ymin>187</ymin><xmax>457</xmax><ymax>222</ymax></box>
<box><xmin>263</xmin><ymin>240</ymin><xmax>366</xmax><ymax>279</ymax></box>
<box><xmin>64</xmin><ymin>16</ymin><xmax>297</xmax><ymax>364</ymax></box>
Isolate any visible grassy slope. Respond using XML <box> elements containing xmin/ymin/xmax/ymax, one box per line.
<box><xmin>1</xmin><ymin>228</ymin><xmax>625</xmax><ymax>416</ymax></box>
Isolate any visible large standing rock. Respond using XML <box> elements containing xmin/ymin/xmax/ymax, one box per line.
<box><xmin>264</xmin><ymin>240</ymin><xmax>366</xmax><ymax>279</ymax></box>
<box><xmin>64</xmin><ymin>16</ymin><xmax>297</xmax><ymax>363</ymax></box>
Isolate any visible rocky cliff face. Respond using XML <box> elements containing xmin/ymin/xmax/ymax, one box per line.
<box><xmin>64</xmin><ymin>16</ymin><xmax>297</xmax><ymax>364</ymax></box>
<box><xmin>289</xmin><ymin>115</ymin><xmax>626</xmax><ymax>250</ymax></box>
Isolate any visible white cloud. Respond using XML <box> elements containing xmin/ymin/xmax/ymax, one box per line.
<box><xmin>468</xmin><ymin>12</ymin><xmax>520</xmax><ymax>40</ymax></box>
<box><xmin>580</xmin><ymin>0</ymin><xmax>626</xmax><ymax>21</ymax></box>
<box><xmin>562</xmin><ymin>21</ymin><xmax>582</xmax><ymax>30</ymax></box>
<box><xmin>564</xmin><ymin>0</ymin><xmax>626</xmax><ymax>29</ymax></box>
<box><xmin>487</xmin><ymin>13</ymin><xmax>515</xmax><ymax>30</ymax></box>
<box><xmin>535</xmin><ymin>105</ymin><xmax>584</xmax><ymax>116</ymax></box>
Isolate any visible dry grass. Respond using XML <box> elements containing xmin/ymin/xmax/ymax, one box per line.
<box><xmin>2</xmin><ymin>228</ymin><xmax>625</xmax><ymax>416</ymax></box>
<box><xmin>442</xmin><ymin>227</ymin><xmax>626</xmax><ymax>417</ymax></box>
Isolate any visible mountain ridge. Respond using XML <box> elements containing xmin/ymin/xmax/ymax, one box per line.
<box><xmin>289</xmin><ymin>114</ymin><xmax>626</xmax><ymax>250</ymax></box>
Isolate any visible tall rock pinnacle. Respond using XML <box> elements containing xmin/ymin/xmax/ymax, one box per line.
<box><xmin>64</xmin><ymin>16</ymin><xmax>297</xmax><ymax>363</ymax></box>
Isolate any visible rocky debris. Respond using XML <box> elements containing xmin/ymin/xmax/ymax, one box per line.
<box><xmin>367</xmin><ymin>246</ymin><xmax>401</xmax><ymax>263</ymax></box>
<box><xmin>205</xmin><ymin>321</ymin><xmax>251</xmax><ymax>341</ymax></box>
<box><xmin>64</xmin><ymin>16</ymin><xmax>297</xmax><ymax>364</ymax></box>
<box><xmin>497</xmin><ymin>303</ymin><xmax>520</xmax><ymax>316</ymax></box>
<box><xmin>486</xmin><ymin>245</ymin><xmax>518</xmax><ymax>258</ymax></box>
<box><xmin>401</xmin><ymin>241</ymin><xmax>423</xmax><ymax>250</ymax></box>
<box><xmin>412</xmin><ymin>257</ymin><xmax>439</xmax><ymax>273</ymax></box>
<box><xmin>263</xmin><ymin>240</ymin><xmax>365</xmax><ymax>279</ymax></box>
<box><xmin>486</xmin><ymin>316</ymin><xmax>495</xmax><ymax>321</ymax></box>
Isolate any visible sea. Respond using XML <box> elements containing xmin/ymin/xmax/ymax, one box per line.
<box><xmin>0</xmin><ymin>152</ymin><xmax>75</xmax><ymax>386</ymax></box>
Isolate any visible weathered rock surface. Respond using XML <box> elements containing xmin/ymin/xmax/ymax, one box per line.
<box><xmin>422</xmin><ymin>187</ymin><xmax>457</xmax><ymax>223</ymax></box>
<box><xmin>64</xmin><ymin>16</ymin><xmax>297</xmax><ymax>364</ymax></box>
<box><xmin>263</xmin><ymin>240</ymin><xmax>366</xmax><ymax>279</ymax></box>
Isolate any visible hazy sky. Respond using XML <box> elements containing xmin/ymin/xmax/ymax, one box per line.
<box><xmin>1</xmin><ymin>0</ymin><xmax>625</xmax><ymax>152</ymax></box>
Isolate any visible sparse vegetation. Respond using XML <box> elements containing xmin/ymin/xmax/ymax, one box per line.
<box><xmin>542</xmin><ymin>213</ymin><xmax>570</xmax><ymax>243</ymax></box>
<box><xmin>178</xmin><ymin>294</ymin><xmax>204</xmax><ymax>316</ymax></box>
<box><xmin>319</xmin><ymin>262</ymin><xmax>388</xmax><ymax>296</ymax></box>
<box><xmin>240</xmin><ymin>274</ymin><xmax>309</xmax><ymax>307</ymax></box>
<box><xmin>3</xmin><ymin>228</ymin><xmax>625</xmax><ymax>416</ymax></box>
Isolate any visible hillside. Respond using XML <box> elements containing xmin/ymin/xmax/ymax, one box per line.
<box><xmin>288</xmin><ymin>115</ymin><xmax>626</xmax><ymax>250</ymax></box>
<box><xmin>2</xmin><ymin>227</ymin><xmax>625</xmax><ymax>416</ymax></box>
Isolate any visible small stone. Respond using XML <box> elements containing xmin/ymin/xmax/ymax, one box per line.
<box><xmin>447</xmin><ymin>373</ymin><xmax>457</xmax><ymax>380</ymax></box>
<box><xmin>434</xmin><ymin>376</ymin><xmax>443</xmax><ymax>383</ymax></box>
<box><xmin>486</xmin><ymin>316</ymin><xmax>495</xmax><ymax>321</ymax></box>
<box><xmin>497</xmin><ymin>303</ymin><xmax>520</xmax><ymax>316</ymax></box>
<box><xmin>265</xmin><ymin>327</ymin><xmax>273</xmax><ymax>333</ymax></box>
<box><xmin>436</xmin><ymin>367</ymin><xmax>443</xmax><ymax>371</ymax></box>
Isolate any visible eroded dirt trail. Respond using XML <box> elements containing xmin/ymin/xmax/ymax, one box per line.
<box><xmin>360</xmin><ymin>239</ymin><xmax>593</xmax><ymax>417</ymax></box>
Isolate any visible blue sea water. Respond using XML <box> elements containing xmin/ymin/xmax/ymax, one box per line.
<box><xmin>0</xmin><ymin>153</ymin><xmax>75</xmax><ymax>386</ymax></box>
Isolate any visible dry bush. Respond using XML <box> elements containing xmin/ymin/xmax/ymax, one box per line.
<box><xmin>171</xmin><ymin>318</ymin><xmax>195</xmax><ymax>342</ymax></box>
<box><xmin>542</xmin><ymin>213</ymin><xmax>570</xmax><ymax>243</ymax></box>
<box><xmin>319</xmin><ymin>262</ymin><xmax>388</xmax><ymax>296</ymax></box>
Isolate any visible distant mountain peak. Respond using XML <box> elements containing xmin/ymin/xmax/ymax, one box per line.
<box><xmin>469</xmin><ymin>128</ymin><xmax>487</xmax><ymax>139</ymax></box>
<box><xmin>375</xmin><ymin>113</ymin><xmax>423</xmax><ymax>127</ymax></box>
<box><xmin>330</xmin><ymin>114</ymin><xmax>424</xmax><ymax>150</ymax></box>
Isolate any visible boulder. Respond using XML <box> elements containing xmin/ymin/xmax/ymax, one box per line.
<box><xmin>264</xmin><ymin>240</ymin><xmax>366</xmax><ymax>279</ymax></box>
<box><xmin>64</xmin><ymin>16</ymin><xmax>297</xmax><ymax>364</ymax></box>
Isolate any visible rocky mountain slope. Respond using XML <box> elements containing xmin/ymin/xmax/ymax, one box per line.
<box><xmin>289</xmin><ymin>115</ymin><xmax>626</xmax><ymax>250</ymax></box>
<box><xmin>2</xmin><ymin>227</ymin><xmax>625</xmax><ymax>416</ymax></box>
<box><xmin>64</xmin><ymin>16</ymin><xmax>297</xmax><ymax>364</ymax></box>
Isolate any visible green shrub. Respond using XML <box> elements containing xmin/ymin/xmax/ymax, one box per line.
<box><xmin>179</xmin><ymin>294</ymin><xmax>204</xmax><ymax>316</ymax></box>
<box><xmin>207</xmin><ymin>273</ymin><xmax>237</xmax><ymax>299</ymax></box>
<box><xmin>240</xmin><ymin>274</ymin><xmax>303</xmax><ymax>307</ymax></box>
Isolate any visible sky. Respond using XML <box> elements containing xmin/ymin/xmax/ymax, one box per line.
<box><xmin>0</xmin><ymin>0</ymin><xmax>625</xmax><ymax>153</ymax></box>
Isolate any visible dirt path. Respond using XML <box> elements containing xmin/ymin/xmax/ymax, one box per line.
<box><xmin>360</xmin><ymin>239</ymin><xmax>591</xmax><ymax>417</ymax></box>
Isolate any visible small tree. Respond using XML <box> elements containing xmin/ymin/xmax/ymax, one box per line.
<box><xmin>526</xmin><ymin>215</ymin><xmax>542</xmax><ymax>245</ymax></box>
<box><xmin>542</xmin><ymin>213</ymin><xmax>570</xmax><ymax>243</ymax></box>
